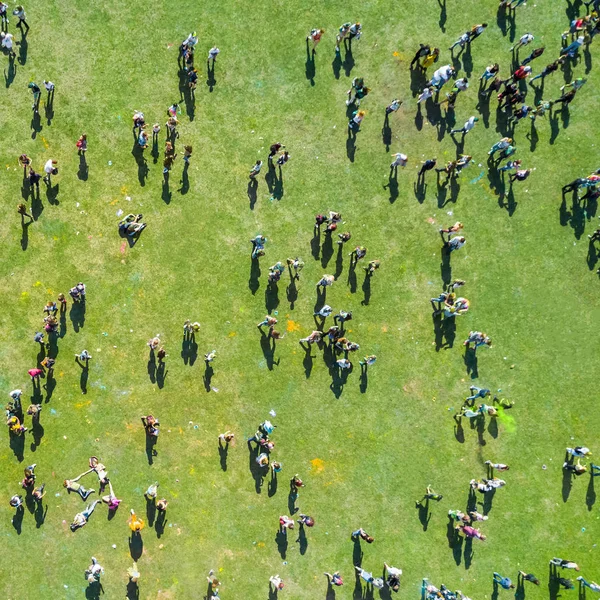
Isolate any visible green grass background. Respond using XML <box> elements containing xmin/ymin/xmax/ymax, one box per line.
<box><xmin>1</xmin><ymin>0</ymin><xmax>600</xmax><ymax>598</ymax></box>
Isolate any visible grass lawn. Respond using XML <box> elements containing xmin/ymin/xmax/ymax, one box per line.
<box><xmin>1</xmin><ymin>0</ymin><xmax>600</xmax><ymax>598</ymax></box>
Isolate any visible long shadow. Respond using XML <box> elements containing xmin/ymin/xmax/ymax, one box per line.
<box><xmin>346</xmin><ymin>129</ymin><xmax>357</xmax><ymax>162</ymax></box>
<box><xmin>359</xmin><ymin>364</ymin><xmax>368</xmax><ymax>393</ymax></box>
<box><xmin>334</xmin><ymin>245</ymin><xmax>344</xmax><ymax>279</ymax></box>
<box><xmin>342</xmin><ymin>44</ymin><xmax>354</xmax><ymax>76</ymax></box>
<box><xmin>30</xmin><ymin>111</ymin><xmax>42</xmax><ymax>139</ymax></box>
<box><xmin>549</xmin><ymin>107</ymin><xmax>561</xmax><ymax>145</ymax></box>
<box><xmin>382</xmin><ymin>113</ymin><xmax>392</xmax><ymax>150</ymax></box>
<box><xmin>464</xmin><ymin>537</ymin><xmax>474</xmax><ymax>569</ymax></box>
<box><xmin>298</xmin><ymin>524</ymin><xmax>308</xmax><ymax>555</ymax></box>
<box><xmin>409</xmin><ymin>65</ymin><xmax>427</xmax><ymax>97</ymax></box>
<box><xmin>418</xmin><ymin>499</ymin><xmax>431</xmax><ymax>531</ymax></box>
<box><xmin>311</xmin><ymin>228</ymin><xmax>321</xmax><ymax>260</ymax></box>
<box><xmin>587</xmin><ymin>241</ymin><xmax>599</xmax><ymax>272</ymax></box>
<box><xmin>464</xmin><ymin>347</ymin><xmax>478</xmax><ymax>378</ymax></box>
<box><xmin>361</xmin><ymin>273</ymin><xmax>371</xmax><ymax>306</ymax></box>
<box><xmin>286</xmin><ymin>276</ymin><xmax>298</xmax><ymax>310</ymax></box>
<box><xmin>475</xmin><ymin>414</ymin><xmax>487</xmax><ymax>446</ymax></box>
<box><xmin>156</xmin><ymin>361</ymin><xmax>167</xmax><ymax>389</ymax></box>
<box><xmin>147</xmin><ymin>353</ymin><xmax>156</xmax><ymax>384</ymax></box>
<box><xmin>248</xmin><ymin>257</ymin><xmax>261</xmax><ymax>294</ymax></box>
<box><xmin>178</xmin><ymin>163</ymin><xmax>189</xmax><ymax>195</ymax></box>
<box><xmin>268</xmin><ymin>470</ymin><xmax>278</xmax><ymax>497</ymax></box>
<box><xmin>247</xmin><ymin>441</ymin><xmax>265</xmax><ymax>493</ymax></box>
<box><xmin>77</xmin><ymin>154</ymin><xmax>89</xmax><ymax>181</ymax></box>
<box><xmin>258</xmin><ymin>334</ymin><xmax>279</xmax><ymax>370</ymax></box>
<box><xmin>332</xmin><ymin>51</ymin><xmax>342</xmax><ymax>79</ymax></box>
<box><xmin>31</xmin><ymin>417</ymin><xmax>44</xmax><ymax>451</ymax></box>
<box><xmin>476</xmin><ymin>90</ymin><xmax>491</xmax><ymax>128</ymax></box>
<box><xmin>155</xmin><ymin>511</ymin><xmax>167</xmax><ymax>537</ymax></box>
<box><xmin>248</xmin><ymin>179</ymin><xmax>258</xmax><ymax>210</ymax></box>
<box><xmin>462</xmin><ymin>44</ymin><xmax>473</xmax><ymax>77</ymax></box>
<box><xmin>562</xmin><ymin>456</ymin><xmax>573</xmax><ymax>502</ymax></box>
<box><xmin>145</xmin><ymin>433</ymin><xmax>157</xmax><ymax>465</ymax></box>
<box><xmin>321</xmin><ymin>232</ymin><xmax>334</xmax><ymax>267</ymax></box>
<box><xmin>85</xmin><ymin>582</ymin><xmax>102</xmax><ymax>600</ymax></box>
<box><xmin>549</xmin><ymin>565</ymin><xmax>560</xmax><ymax>600</ymax></box>
<box><xmin>206</xmin><ymin>61</ymin><xmax>217</xmax><ymax>92</ymax></box>
<box><xmin>415</xmin><ymin>104</ymin><xmax>424</xmax><ymax>131</ymax></box>
<box><xmin>347</xmin><ymin>261</ymin><xmax>357</xmax><ymax>293</ymax></box>
<box><xmin>586</xmin><ymin>473</ymin><xmax>596</xmax><ymax>511</ymax></box>
<box><xmin>4</xmin><ymin>54</ymin><xmax>17</xmax><ymax>87</ymax></box>
<box><xmin>126</xmin><ymin>580</ymin><xmax>139</xmax><ymax>600</ymax></box>
<box><xmin>203</xmin><ymin>362</ymin><xmax>214</xmax><ymax>391</ymax></box>
<box><xmin>438</xmin><ymin>0</ymin><xmax>447</xmax><ymax>30</ymax></box>
<box><xmin>10</xmin><ymin>432</ymin><xmax>25</xmax><ymax>462</ymax></box>
<box><xmin>69</xmin><ymin>301</ymin><xmax>85</xmax><ymax>332</ymax></box>
<box><xmin>301</xmin><ymin>344</ymin><xmax>314</xmax><ymax>379</ymax></box>
<box><xmin>20</xmin><ymin>217</ymin><xmax>31</xmax><ymax>251</ymax></box>
<box><xmin>454</xmin><ymin>416</ymin><xmax>465</xmax><ymax>443</ymax></box>
<box><xmin>275</xmin><ymin>527</ymin><xmax>288</xmax><ymax>558</ymax></box>
<box><xmin>129</xmin><ymin>533</ymin><xmax>143</xmax><ymax>560</ymax></box>
<box><xmin>131</xmin><ymin>144</ymin><xmax>149</xmax><ymax>186</ymax></box>
<box><xmin>46</xmin><ymin>182</ymin><xmax>59</xmax><ymax>205</ymax></box>
<box><xmin>18</xmin><ymin>35</ymin><xmax>28</xmax><ymax>65</ymax></box>
<box><xmin>265</xmin><ymin>281</ymin><xmax>279</xmax><ymax>313</ymax></box>
<box><xmin>76</xmin><ymin>358</ymin><xmax>89</xmax><ymax>394</ymax></box>
<box><xmin>353</xmin><ymin>537</ymin><xmax>364</xmax><ymax>566</ymax></box>
<box><xmin>305</xmin><ymin>40</ymin><xmax>315</xmax><ymax>85</ymax></box>
<box><xmin>446</xmin><ymin>518</ymin><xmax>462</xmax><ymax>565</ymax></box>
<box><xmin>34</xmin><ymin>502</ymin><xmax>47</xmax><ymax>528</ymax></box>
<box><xmin>161</xmin><ymin>178</ymin><xmax>172</xmax><ymax>204</ymax></box>
<box><xmin>384</xmin><ymin>169</ymin><xmax>399</xmax><ymax>204</ymax></box>
<box><xmin>218</xmin><ymin>440</ymin><xmax>229</xmax><ymax>471</ymax></box>
<box><xmin>440</xmin><ymin>245</ymin><xmax>451</xmax><ymax>285</ymax></box>
<box><xmin>145</xmin><ymin>497</ymin><xmax>156</xmax><ymax>527</ymax></box>
<box><xmin>45</xmin><ymin>93</ymin><xmax>54</xmax><ymax>125</ymax></box>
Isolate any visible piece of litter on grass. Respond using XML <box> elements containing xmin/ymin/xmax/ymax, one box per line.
<box><xmin>188</xmin><ymin>421</ymin><xmax>193</xmax><ymax>425</ymax></box>
<box><xmin>269</xmin><ymin>410</ymin><xmax>276</xmax><ymax>416</ymax></box>
<box><xmin>542</xmin><ymin>464</ymin><xmax>547</xmax><ymax>470</ymax></box>
<box><xmin>125</xmin><ymin>196</ymin><xmax>131</xmax><ymax>201</ymax></box>
<box><xmin>211</xmin><ymin>387</ymin><xmax>219</xmax><ymax>393</ymax></box>
<box><xmin>63</xmin><ymin>436</ymin><xmax>67</xmax><ymax>439</ymax></box>
<box><xmin>108</xmin><ymin>161</ymin><xmax>112</xmax><ymax>166</ymax></box>
<box><xmin>112</xmin><ymin>544</ymin><xmax>117</xmax><ymax>549</ymax></box>
<box><xmin>116</xmin><ymin>209</ymin><xmax>123</xmax><ymax>217</ymax></box>
<box><xmin>194</xmin><ymin>425</ymin><xmax>199</xmax><ymax>429</ymax></box>
<box><xmin>50</xmin><ymin>408</ymin><xmax>57</xmax><ymax>414</ymax></box>
<box><xmin>76</xmin><ymin>202</ymin><xmax>80</xmax><ymax>207</ymax></box>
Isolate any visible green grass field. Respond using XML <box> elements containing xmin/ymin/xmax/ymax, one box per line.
<box><xmin>1</xmin><ymin>0</ymin><xmax>600</xmax><ymax>598</ymax></box>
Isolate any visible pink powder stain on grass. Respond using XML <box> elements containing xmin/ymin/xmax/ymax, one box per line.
<box><xmin>120</xmin><ymin>241</ymin><xmax>127</xmax><ymax>254</ymax></box>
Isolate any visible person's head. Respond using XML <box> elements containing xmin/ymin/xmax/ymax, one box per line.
<box><xmin>358</xmin><ymin>111</ymin><xmax>365</xmax><ymax>117</ymax></box>
<box><xmin>482</xmin><ymin>23</ymin><xmax>488</xmax><ymax>27</ymax></box>
<box><xmin>184</xmin><ymin>145</ymin><xmax>192</xmax><ymax>153</ymax></box>
<box><xmin>365</xmin><ymin>535</ymin><xmax>374</xmax><ymax>543</ymax></box>
<box><xmin>63</xmin><ymin>480</ymin><xmax>70</xmax><ymax>488</ymax></box>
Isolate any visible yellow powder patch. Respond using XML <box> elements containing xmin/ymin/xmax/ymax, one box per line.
<box><xmin>46</xmin><ymin>288</ymin><xmax>53</xmax><ymax>295</ymax></box>
<box><xmin>20</xmin><ymin>291</ymin><xmax>29</xmax><ymax>300</ymax></box>
<box><xmin>109</xmin><ymin>198</ymin><xmax>119</xmax><ymax>205</ymax></box>
<box><xmin>228</xmin><ymin>331</ymin><xmax>236</xmax><ymax>337</ymax></box>
<box><xmin>120</xmin><ymin>186</ymin><xmax>128</xmax><ymax>194</ymax></box>
<box><xmin>59</xmin><ymin>371</ymin><xmax>64</xmax><ymax>378</ymax></box>
<box><xmin>381</xmin><ymin>325</ymin><xmax>388</xmax><ymax>333</ymax></box>
<box><xmin>286</xmin><ymin>320</ymin><xmax>301</xmax><ymax>332</ymax></box>
<box><xmin>310</xmin><ymin>458</ymin><xmax>325</xmax><ymax>473</ymax></box>
<box><xmin>33</xmin><ymin>281</ymin><xmax>42</xmax><ymax>287</ymax></box>
<box><xmin>75</xmin><ymin>400</ymin><xmax>92</xmax><ymax>409</ymax></box>
<box><xmin>40</xmin><ymin>136</ymin><xmax>49</xmax><ymax>149</ymax></box>
<box><xmin>393</xmin><ymin>51</ymin><xmax>399</xmax><ymax>57</ymax></box>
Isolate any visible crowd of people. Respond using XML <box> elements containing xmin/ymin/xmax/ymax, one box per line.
<box><xmin>3</xmin><ymin>2</ymin><xmax>599</xmax><ymax>597</ymax></box>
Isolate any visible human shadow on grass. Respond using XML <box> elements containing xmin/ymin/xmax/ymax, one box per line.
<box><xmin>265</xmin><ymin>280</ymin><xmax>279</xmax><ymax>313</ymax></box>
<box><xmin>305</xmin><ymin>39</ymin><xmax>315</xmax><ymax>85</ymax></box>
<box><xmin>268</xmin><ymin>469</ymin><xmax>278</xmax><ymax>497</ymax></box>
<box><xmin>145</xmin><ymin>497</ymin><xmax>156</xmax><ymax>527</ymax></box>
<box><xmin>77</xmin><ymin>153</ymin><xmax>89</xmax><ymax>181</ymax></box>
<box><xmin>126</xmin><ymin>580</ymin><xmax>139</xmax><ymax>600</ymax></box>
<box><xmin>352</xmin><ymin>536</ymin><xmax>364</xmax><ymax>566</ymax></box>
<box><xmin>129</xmin><ymin>532</ymin><xmax>143</xmax><ymax>560</ymax></box>
<box><xmin>334</xmin><ymin>244</ymin><xmax>344</xmax><ymax>280</ymax></box>
<box><xmin>145</xmin><ymin>429</ymin><xmax>157</xmax><ymax>466</ymax></box>
<box><xmin>329</xmin><ymin>362</ymin><xmax>351</xmax><ymax>398</ymax></box>
<box><xmin>131</xmin><ymin>143</ymin><xmax>149</xmax><ymax>187</ymax></box>
<box><xmin>275</xmin><ymin>526</ymin><xmax>288</xmax><ymax>559</ymax></box>
<box><xmin>155</xmin><ymin>510</ymin><xmax>167</xmax><ymax>538</ymax></box>
<box><xmin>586</xmin><ymin>471</ymin><xmax>596</xmax><ymax>511</ymax></box>
<box><xmin>446</xmin><ymin>517</ymin><xmax>463</xmax><ymax>565</ymax></box>
<box><xmin>346</xmin><ymin>127</ymin><xmax>357</xmax><ymax>162</ymax></box>
<box><xmin>297</xmin><ymin>522</ymin><xmax>308</xmax><ymax>555</ymax></box>
<box><xmin>69</xmin><ymin>300</ymin><xmax>85</xmax><ymax>333</ymax></box>
<box><xmin>45</xmin><ymin>182</ymin><xmax>59</xmax><ymax>205</ymax></box>
<box><xmin>75</xmin><ymin>356</ymin><xmax>89</xmax><ymax>394</ymax></box>
<box><xmin>203</xmin><ymin>361</ymin><xmax>214</xmax><ymax>391</ymax></box>
<box><xmin>30</xmin><ymin>415</ymin><xmax>44</xmax><ymax>451</ymax></box>
<box><xmin>300</xmin><ymin>342</ymin><xmax>314</xmax><ymax>379</ymax></box>
<box><xmin>20</xmin><ymin>215</ymin><xmax>32</xmax><ymax>251</ymax></box>
<box><xmin>432</xmin><ymin>312</ymin><xmax>456</xmax><ymax>351</ymax></box>
<box><xmin>347</xmin><ymin>261</ymin><xmax>357</xmax><ymax>293</ymax></box>
<box><xmin>147</xmin><ymin>350</ymin><xmax>156</xmax><ymax>384</ymax></box>
<box><xmin>409</xmin><ymin>65</ymin><xmax>427</xmax><ymax>98</ymax></box>
<box><xmin>311</xmin><ymin>226</ymin><xmax>321</xmax><ymax>261</ymax></box>
<box><xmin>382</xmin><ymin>113</ymin><xmax>392</xmax><ymax>151</ymax></box>
<box><xmin>247</xmin><ymin>179</ymin><xmax>258</xmax><ymax>210</ymax></box>
<box><xmin>181</xmin><ymin>331</ymin><xmax>198</xmax><ymax>366</ymax></box>
<box><xmin>464</xmin><ymin>347</ymin><xmax>478</xmax><ymax>379</ymax></box>
<box><xmin>361</xmin><ymin>272</ymin><xmax>371</xmax><ymax>306</ymax></box>
<box><xmin>247</xmin><ymin>441</ymin><xmax>266</xmax><ymax>493</ymax></box>
<box><xmin>156</xmin><ymin>359</ymin><xmax>167</xmax><ymax>389</ymax></box>
<box><xmin>384</xmin><ymin>168</ymin><xmax>399</xmax><ymax>204</ymax></box>
<box><xmin>562</xmin><ymin>453</ymin><xmax>574</xmax><ymax>502</ymax></box>
<box><xmin>321</xmin><ymin>231</ymin><xmax>335</xmax><ymax>268</ymax></box>
<box><xmin>206</xmin><ymin>60</ymin><xmax>217</xmax><ymax>92</ymax></box>
<box><xmin>218</xmin><ymin>438</ymin><xmax>229</xmax><ymax>471</ymax></box>
<box><xmin>30</xmin><ymin>110</ymin><xmax>42</xmax><ymax>139</ymax></box>
<box><xmin>85</xmin><ymin>581</ymin><xmax>103</xmax><ymax>600</ymax></box>
<box><xmin>248</xmin><ymin>257</ymin><xmax>261</xmax><ymax>295</ymax></box>
<box><xmin>418</xmin><ymin>498</ymin><xmax>432</xmax><ymax>531</ymax></box>
<box><xmin>286</xmin><ymin>275</ymin><xmax>298</xmax><ymax>310</ymax></box>
<box><xmin>10</xmin><ymin>431</ymin><xmax>25</xmax><ymax>462</ymax></box>
<box><xmin>259</xmin><ymin>328</ymin><xmax>280</xmax><ymax>370</ymax></box>
<box><xmin>34</xmin><ymin>501</ymin><xmax>47</xmax><ymax>528</ymax></box>
<box><xmin>359</xmin><ymin>362</ymin><xmax>368</xmax><ymax>393</ymax></box>
<box><xmin>178</xmin><ymin>162</ymin><xmax>190</xmax><ymax>195</ymax></box>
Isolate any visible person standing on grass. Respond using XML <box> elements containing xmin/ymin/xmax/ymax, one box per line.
<box><xmin>469</xmin><ymin>23</ymin><xmax>488</xmax><ymax>41</ymax></box>
<box><xmin>418</xmin><ymin>158</ymin><xmax>437</xmax><ymax>178</ymax></box>
<box><xmin>71</xmin><ymin>500</ymin><xmax>100</xmax><ymax>531</ymax></box>
<box><xmin>449</xmin><ymin>31</ymin><xmax>470</xmax><ymax>53</ymax></box>
<box><xmin>365</xmin><ymin>259</ymin><xmax>380</xmax><ymax>275</ymax></box>
<box><xmin>529</xmin><ymin>59</ymin><xmax>563</xmax><ymax>84</ymax></box>
<box><xmin>85</xmin><ymin>557</ymin><xmax>104</xmax><ymax>584</ymax></box>
<box><xmin>270</xmin><ymin>575</ymin><xmax>284</xmax><ymax>592</ymax></box>
<box><xmin>451</xmin><ymin>116</ymin><xmax>478</xmax><ymax>136</ymax></box>
<box><xmin>0</xmin><ymin>2</ymin><xmax>8</xmax><ymax>29</ymax></box>
<box><xmin>550</xmin><ymin>559</ymin><xmax>580</xmax><ymax>571</ymax></box>
<box><xmin>417</xmin><ymin>86</ymin><xmax>434</xmax><ymax>104</ymax></box>
<box><xmin>276</xmin><ymin>150</ymin><xmax>290</xmax><ymax>166</ymax></box>
<box><xmin>390</xmin><ymin>152</ymin><xmax>408</xmax><ymax>170</ymax></box>
<box><xmin>349</xmin><ymin>110</ymin><xmax>365</xmax><ymax>131</ymax></box>
<box><xmin>386</xmin><ymin>98</ymin><xmax>402</xmax><ymax>114</ymax></box>
<box><xmin>76</xmin><ymin>134</ymin><xmax>87</xmax><ymax>154</ymax></box>
<box><xmin>29</xmin><ymin>82</ymin><xmax>41</xmax><ymax>113</ymax></box>
<box><xmin>410</xmin><ymin>43</ymin><xmax>431</xmax><ymax>67</ymax></box>
<box><xmin>464</xmin><ymin>331</ymin><xmax>491</xmax><ymax>349</ymax></box>
<box><xmin>352</xmin><ymin>527</ymin><xmax>374</xmax><ymax>543</ymax></box>
<box><xmin>0</xmin><ymin>30</ymin><xmax>15</xmax><ymax>56</ymax></box>
<box><xmin>307</xmin><ymin>28</ymin><xmax>325</xmax><ymax>51</ymax></box>
<box><xmin>509</xmin><ymin>168</ymin><xmax>533</xmax><ymax>183</ymax></box>
<box><xmin>480</xmin><ymin>63</ymin><xmax>499</xmax><ymax>83</ymax></box>
<box><xmin>207</xmin><ymin>45</ymin><xmax>220</xmax><ymax>64</ymax></box>
<box><xmin>14</xmin><ymin>5</ymin><xmax>29</xmax><ymax>33</ymax></box>
<box><xmin>521</xmin><ymin>47</ymin><xmax>545</xmax><ymax>65</ymax></box>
